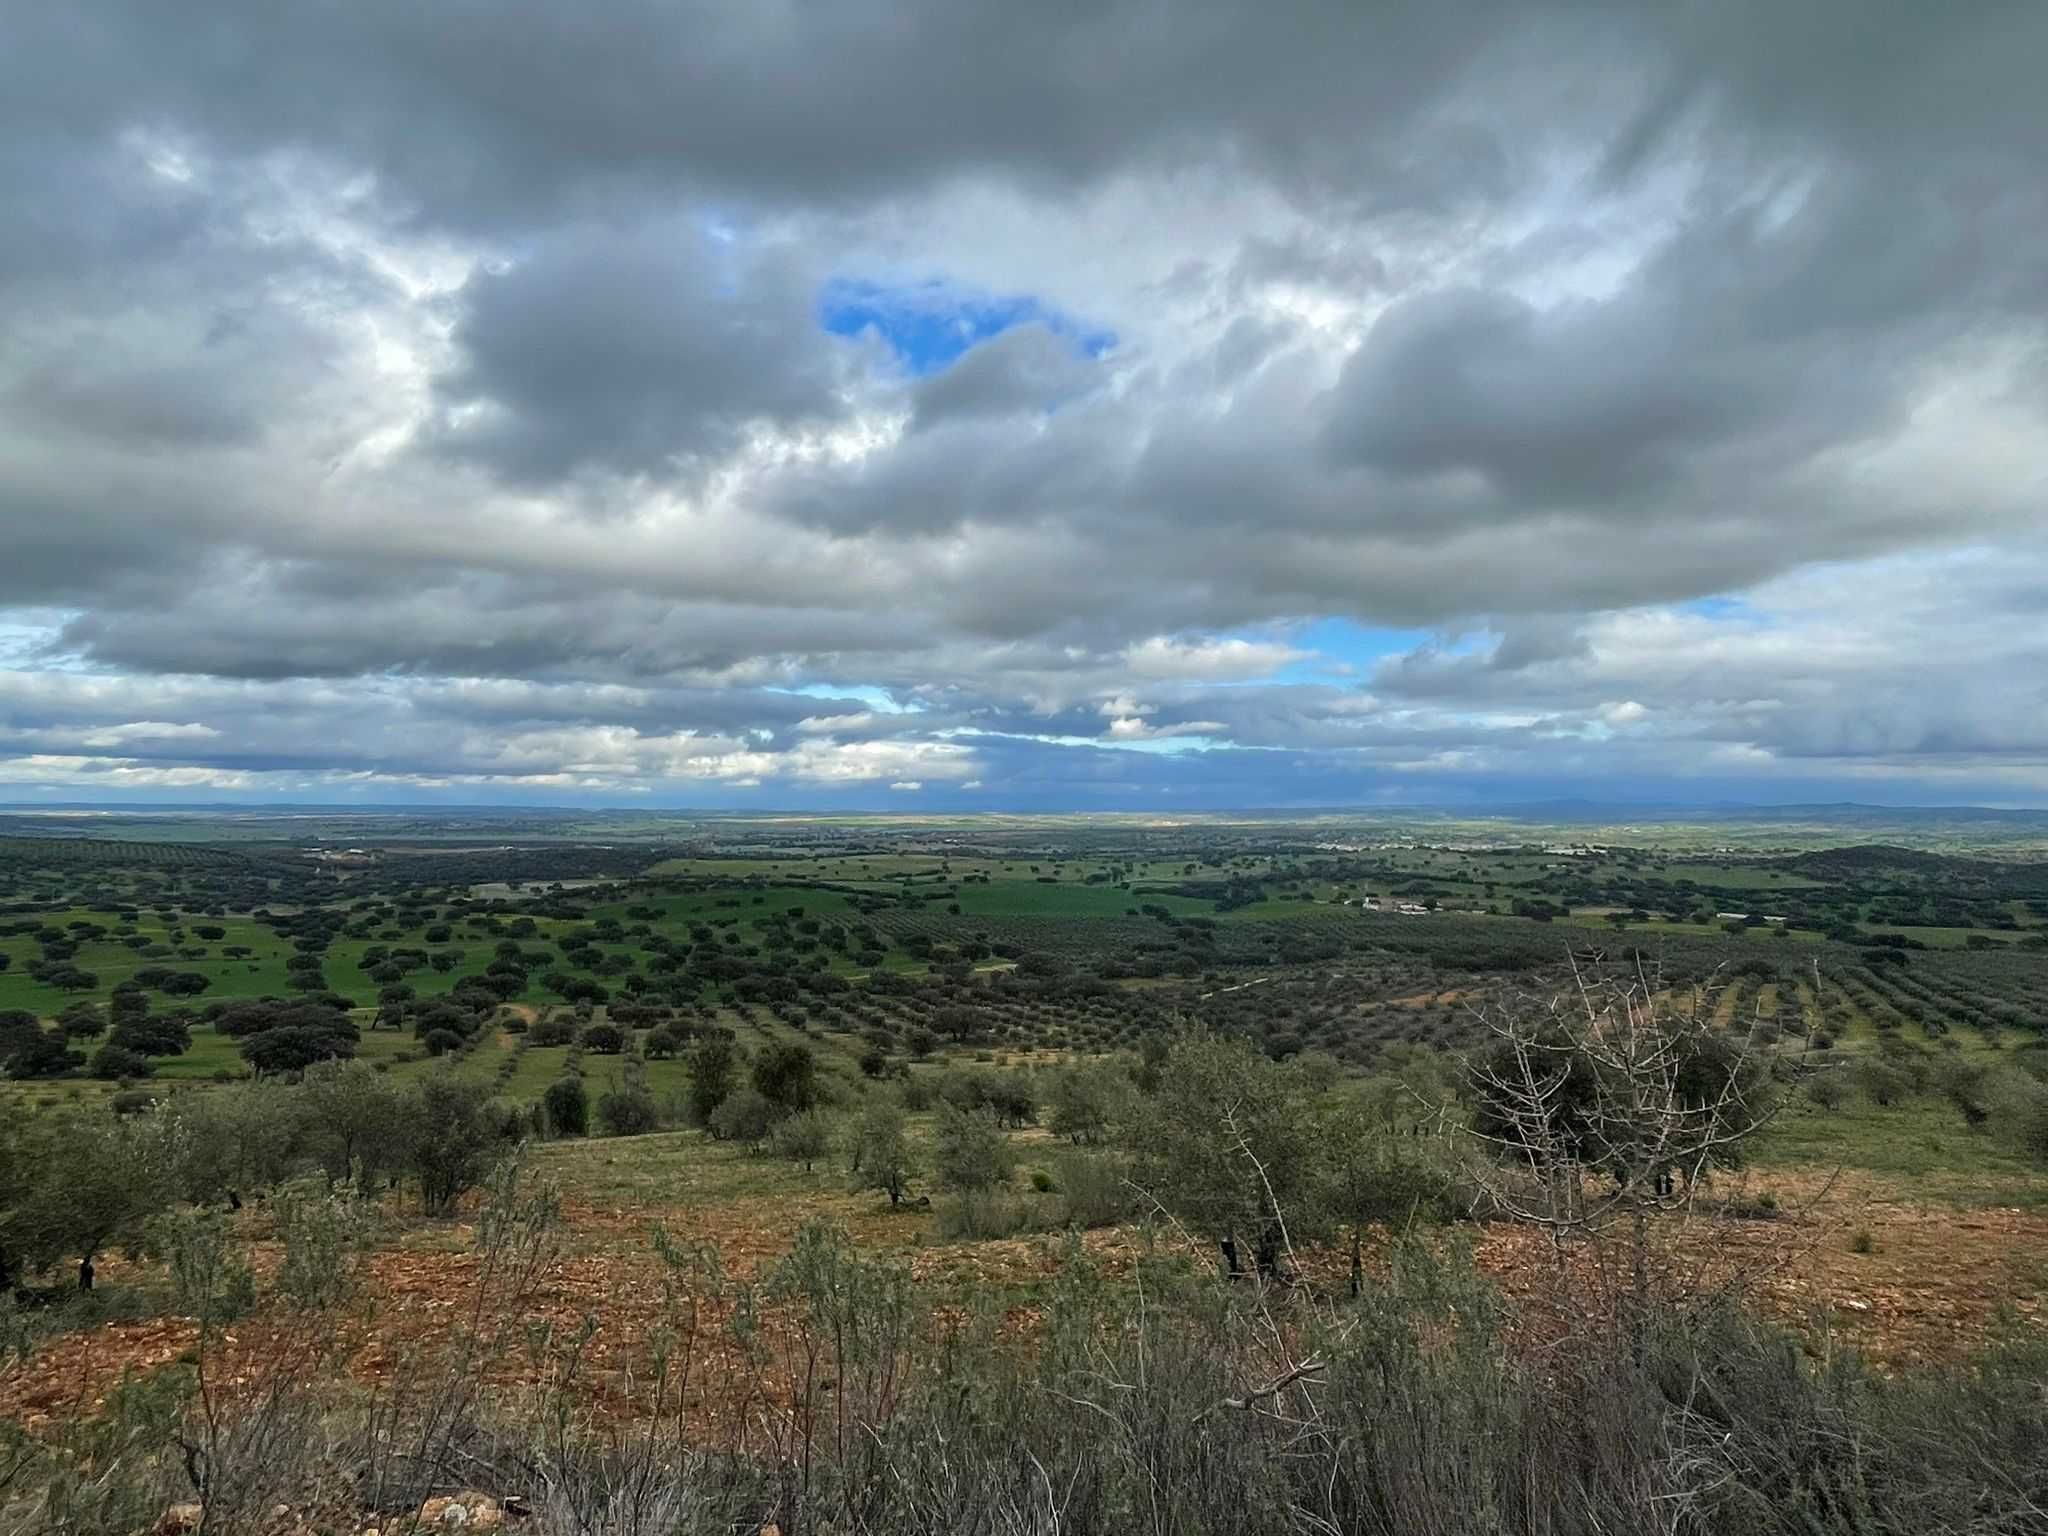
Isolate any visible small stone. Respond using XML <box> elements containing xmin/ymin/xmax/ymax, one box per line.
<box><xmin>155</xmin><ymin>1503</ymin><xmax>204</xmax><ymax>1535</ymax></box>
<box><xmin>420</xmin><ymin>1492</ymin><xmax>503</xmax><ymax>1532</ymax></box>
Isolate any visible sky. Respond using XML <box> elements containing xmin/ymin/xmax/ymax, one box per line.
<box><xmin>1</xmin><ymin>2</ymin><xmax>2046</xmax><ymax>812</ymax></box>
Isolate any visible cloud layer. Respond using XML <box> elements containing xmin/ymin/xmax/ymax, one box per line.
<box><xmin>1</xmin><ymin>2</ymin><xmax>2045</xmax><ymax>806</ymax></box>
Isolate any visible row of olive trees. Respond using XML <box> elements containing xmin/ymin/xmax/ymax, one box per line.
<box><xmin>0</xmin><ymin>1063</ymin><xmax>518</xmax><ymax>1295</ymax></box>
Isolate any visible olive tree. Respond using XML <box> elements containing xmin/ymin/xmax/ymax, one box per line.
<box><xmin>5</xmin><ymin>1110</ymin><xmax>177</xmax><ymax>1289</ymax></box>
<box><xmin>1126</xmin><ymin>1033</ymin><xmax>1327</xmax><ymax>1282</ymax></box>
<box><xmin>407</xmin><ymin>1075</ymin><xmax>506</xmax><ymax>1215</ymax></box>
<box><xmin>850</xmin><ymin>1096</ymin><xmax>918</xmax><ymax>1207</ymax></box>
<box><xmin>298</xmin><ymin>1058</ymin><xmax>412</xmax><ymax>1193</ymax></box>
<box><xmin>685</xmin><ymin>1034</ymin><xmax>738</xmax><ymax>1126</ymax></box>
<box><xmin>771</xmin><ymin>1107</ymin><xmax>838</xmax><ymax>1171</ymax></box>
<box><xmin>932</xmin><ymin>1103</ymin><xmax>1012</xmax><ymax>1195</ymax></box>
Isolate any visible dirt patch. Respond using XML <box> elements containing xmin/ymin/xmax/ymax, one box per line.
<box><xmin>6</xmin><ymin>1168</ymin><xmax>2044</xmax><ymax>1433</ymax></box>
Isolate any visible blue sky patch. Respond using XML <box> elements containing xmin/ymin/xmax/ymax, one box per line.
<box><xmin>820</xmin><ymin>278</ymin><xmax>1115</xmax><ymax>375</ymax></box>
<box><xmin>775</xmin><ymin>683</ymin><xmax>917</xmax><ymax>714</ymax></box>
<box><xmin>1272</xmin><ymin>618</ymin><xmax>1434</xmax><ymax>682</ymax></box>
<box><xmin>1682</xmin><ymin>596</ymin><xmax>1756</xmax><ymax>621</ymax></box>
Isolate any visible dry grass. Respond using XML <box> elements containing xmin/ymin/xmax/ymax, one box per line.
<box><xmin>7</xmin><ymin>1116</ymin><xmax>2045</xmax><ymax>1444</ymax></box>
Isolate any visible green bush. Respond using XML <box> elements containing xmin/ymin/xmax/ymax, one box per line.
<box><xmin>297</xmin><ymin>1059</ymin><xmax>412</xmax><ymax>1193</ymax></box>
<box><xmin>710</xmin><ymin>1087</ymin><xmax>774</xmax><ymax>1149</ymax></box>
<box><xmin>1805</xmin><ymin>1072</ymin><xmax>1848</xmax><ymax>1112</ymax></box>
<box><xmin>527</xmin><ymin>1015</ymin><xmax>576</xmax><ymax>1047</ymax></box>
<box><xmin>596</xmin><ymin>1060</ymin><xmax>660</xmax><ymax>1137</ymax></box>
<box><xmin>407</xmin><ymin>1076</ymin><xmax>505</xmax><ymax>1215</ymax></box>
<box><xmin>1853</xmin><ymin>1058</ymin><xmax>1911</xmax><ymax>1107</ymax></box>
<box><xmin>87</xmin><ymin>1043</ymin><xmax>153</xmax><ymax>1081</ymax></box>
<box><xmin>543</xmin><ymin>1075</ymin><xmax>589</xmax><ymax>1137</ymax></box>
<box><xmin>933</xmin><ymin>1103</ymin><xmax>1013</xmax><ymax>1195</ymax></box>
<box><xmin>752</xmin><ymin>1041</ymin><xmax>818</xmax><ymax>1114</ymax></box>
<box><xmin>686</xmin><ymin>1034</ymin><xmax>738</xmax><ymax>1126</ymax></box>
<box><xmin>1050</xmin><ymin>1147</ymin><xmax>1135</xmax><ymax>1229</ymax></box>
<box><xmin>935</xmin><ymin>1186</ymin><xmax>1036</xmax><ymax>1240</ymax></box>
<box><xmin>770</xmin><ymin>1108</ymin><xmax>837</xmax><ymax>1170</ymax></box>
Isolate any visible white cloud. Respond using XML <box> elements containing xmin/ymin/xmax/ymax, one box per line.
<box><xmin>1105</xmin><ymin>715</ymin><xmax>1226</xmax><ymax>741</ymax></box>
<box><xmin>1122</xmin><ymin>637</ymin><xmax>1308</xmax><ymax>684</ymax></box>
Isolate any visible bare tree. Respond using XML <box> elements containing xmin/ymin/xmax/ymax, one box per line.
<box><xmin>1464</xmin><ymin>953</ymin><xmax>1777</xmax><ymax>1330</ymax></box>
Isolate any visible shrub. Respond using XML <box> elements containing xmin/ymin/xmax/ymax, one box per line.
<box><xmin>6</xmin><ymin>1032</ymin><xmax>84</xmax><ymax>1080</ymax></box>
<box><xmin>582</xmin><ymin>1022</ymin><xmax>626</xmax><ymax>1054</ymax></box>
<box><xmin>770</xmin><ymin>1108</ymin><xmax>837</xmax><ymax>1170</ymax></box>
<box><xmin>1853</xmin><ymin>1058</ymin><xmax>1910</xmax><ymax>1107</ymax></box>
<box><xmin>88</xmin><ymin>1044</ymin><xmax>153</xmax><ymax>1081</ymax></box>
<box><xmin>1986</xmin><ymin>1069</ymin><xmax>2048</xmax><ymax>1165</ymax></box>
<box><xmin>936</xmin><ymin>1187</ymin><xmax>1037</xmax><ymax>1240</ymax></box>
<box><xmin>423</xmin><ymin>1028</ymin><xmax>463</xmax><ymax>1058</ymax></box>
<box><xmin>1050</xmin><ymin>1147</ymin><xmax>1136</xmax><ymax>1230</ymax></box>
<box><xmin>1805</xmin><ymin>1073</ymin><xmax>1848</xmax><ymax>1112</ymax></box>
<box><xmin>752</xmin><ymin>1041</ymin><xmax>818</xmax><ymax>1114</ymax></box>
<box><xmin>933</xmin><ymin>1103</ymin><xmax>1013</xmax><ymax>1196</ymax></box>
<box><xmin>408</xmin><ymin>1076</ymin><xmax>504</xmax><ymax>1215</ymax></box>
<box><xmin>528</xmin><ymin>1016</ymin><xmax>577</xmax><ymax>1047</ymax></box>
<box><xmin>686</xmin><ymin>1034</ymin><xmax>738</xmax><ymax>1126</ymax></box>
<box><xmin>710</xmin><ymin>1087</ymin><xmax>774</xmax><ymax>1149</ymax></box>
<box><xmin>2</xmin><ymin>1109</ymin><xmax>177</xmax><ymax>1290</ymax></box>
<box><xmin>543</xmin><ymin>1075</ymin><xmax>589</xmax><ymax>1137</ymax></box>
<box><xmin>596</xmin><ymin>1073</ymin><xmax>660</xmax><ymax>1137</ymax></box>
<box><xmin>1048</xmin><ymin>1061</ymin><xmax>1133</xmax><ymax>1143</ymax></box>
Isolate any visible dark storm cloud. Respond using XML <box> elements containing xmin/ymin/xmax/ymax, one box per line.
<box><xmin>0</xmin><ymin>1</ymin><xmax>1577</xmax><ymax>224</ymax></box>
<box><xmin>57</xmin><ymin>574</ymin><xmax>943</xmax><ymax>684</ymax></box>
<box><xmin>910</xmin><ymin>325</ymin><xmax>1101</xmax><ymax>431</ymax></box>
<box><xmin>433</xmin><ymin>224</ymin><xmax>855</xmax><ymax>483</ymax></box>
<box><xmin>1327</xmin><ymin>285</ymin><xmax>1767</xmax><ymax>503</ymax></box>
<box><xmin>1326</xmin><ymin>163</ymin><xmax>2039</xmax><ymax>508</ymax></box>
